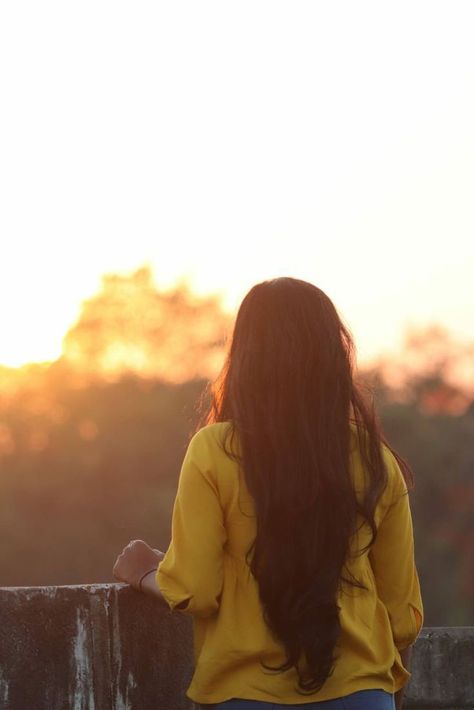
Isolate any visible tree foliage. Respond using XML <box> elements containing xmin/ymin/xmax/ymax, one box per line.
<box><xmin>62</xmin><ymin>266</ymin><xmax>231</xmax><ymax>382</ymax></box>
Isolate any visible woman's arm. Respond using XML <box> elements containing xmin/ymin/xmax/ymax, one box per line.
<box><xmin>369</xmin><ymin>451</ymin><xmax>423</xmax><ymax>708</ymax></box>
<box><xmin>155</xmin><ymin>429</ymin><xmax>226</xmax><ymax>617</ymax></box>
<box><xmin>369</xmin><ymin>455</ymin><xmax>423</xmax><ymax>639</ymax></box>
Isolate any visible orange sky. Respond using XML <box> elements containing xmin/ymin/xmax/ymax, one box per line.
<box><xmin>0</xmin><ymin>1</ymin><xmax>473</xmax><ymax>368</ymax></box>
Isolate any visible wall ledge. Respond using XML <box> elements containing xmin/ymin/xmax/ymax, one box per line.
<box><xmin>0</xmin><ymin>584</ymin><xmax>473</xmax><ymax>709</ymax></box>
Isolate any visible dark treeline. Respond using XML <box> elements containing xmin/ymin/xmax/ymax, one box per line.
<box><xmin>0</xmin><ymin>365</ymin><xmax>204</xmax><ymax>588</ymax></box>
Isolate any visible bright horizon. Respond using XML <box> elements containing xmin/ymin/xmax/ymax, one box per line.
<box><xmin>1</xmin><ymin>1</ymin><xmax>473</xmax><ymax>369</ymax></box>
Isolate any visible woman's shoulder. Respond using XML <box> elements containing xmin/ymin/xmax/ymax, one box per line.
<box><xmin>187</xmin><ymin>421</ymin><xmax>241</xmax><ymax>464</ymax></box>
<box><xmin>380</xmin><ymin>443</ymin><xmax>409</xmax><ymax>502</ymax></box>
<box><xmin>190</xmin><ymin>421</ymin><xmax>234</xmax><ymax>446</ymax></box>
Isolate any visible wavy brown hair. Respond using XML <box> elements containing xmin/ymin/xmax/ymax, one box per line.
<box><xmin>201</xmin><ymin>277</ymin><xmax>412</xmax><ymax>693</ymax></box>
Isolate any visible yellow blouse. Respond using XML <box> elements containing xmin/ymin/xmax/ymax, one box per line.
<box><xmin>157</xmin><ymin>422</ymin><xmax>423</xmax><ymax>705</ymax></box>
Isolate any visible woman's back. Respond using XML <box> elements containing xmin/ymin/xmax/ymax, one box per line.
<box><xmin>157</xmin><ymin>420</ymin><xmax>423</xmax><ymax>705</ymax></box>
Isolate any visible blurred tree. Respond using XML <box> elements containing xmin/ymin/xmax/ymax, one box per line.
<box><xmin>61</xmin><ymin>266</ymin><xmax>231</xmax><ymax>383</ymax></box>
<box><xmin>0</xmin><ymin>369</ymin><xmax>206</xmax><ymax>586</ymax></box>
<box><xmin>365</xmin><ymin>325</ymin><xmax>473</xmax><ymax>415</ymax></box>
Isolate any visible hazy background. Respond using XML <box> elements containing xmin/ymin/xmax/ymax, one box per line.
<box><xmin>0</xmin><ymin>1</ymin><xmax>473</xmax><ymax>624</ymax></box>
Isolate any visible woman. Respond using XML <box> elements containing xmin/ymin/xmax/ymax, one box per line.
<box><xmin>113</xmin><ymin>277</ymin><xmax>423</xmax><ymax>710</ymax></box>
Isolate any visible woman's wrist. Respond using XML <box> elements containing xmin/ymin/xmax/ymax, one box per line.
<box><xmin>137</xmin><ymin>567</ymin><xmax>158</xmax><ymax>592</ymax></box>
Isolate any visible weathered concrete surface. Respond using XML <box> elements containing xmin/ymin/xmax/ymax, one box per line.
<box><xmin>0</xmin><ymin>584</ymin><xmax>473</xmax><ymax>709</ymax></box>
<box><xmin>405</xmin><ymin>626</ymin><xmax>474</xmax><ymax>709</ymax></box>
<box><xmin>0</xmin><ymin>584</ymin><xmax>196</xmax><ymax>710</ymax></box>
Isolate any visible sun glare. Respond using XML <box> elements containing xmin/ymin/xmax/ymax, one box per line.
<box><xmin>0</xmin><ymin>301</ymin><xmax>68</xmax><ymax>367</ymax></box>
<box><xmin>1</xmin><ymin>2</ymin><xmax>473</xmax><ymax>371</ymax></box>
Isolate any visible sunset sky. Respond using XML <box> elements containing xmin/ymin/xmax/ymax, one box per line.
<box><xmin>1</xmin><ymin>1</ymin><xmax>473</xmax><ymax>368</ymax></box>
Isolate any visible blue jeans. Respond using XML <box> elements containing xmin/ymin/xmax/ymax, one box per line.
<box><xmin>206</xmin><ymin>689</ymin><xmax>395</xmax><ymax>709</ymax></box>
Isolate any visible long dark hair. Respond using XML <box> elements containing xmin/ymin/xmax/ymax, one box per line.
<box><xmin>201</xmin><ymin>277</ymin><xmax>412</xmax><ymax>693</ymax></box>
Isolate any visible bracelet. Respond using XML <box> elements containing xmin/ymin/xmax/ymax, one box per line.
<box><xmin>137</xmin><ymin>567</ymin><xmax>158</xmax><ymax>592</ymax></box>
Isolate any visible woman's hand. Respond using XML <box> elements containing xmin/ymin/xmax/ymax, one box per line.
<box><xmin>113</xmin><ymin>539</ymin><xmax>164</xmax><ymax>591</ymax></box>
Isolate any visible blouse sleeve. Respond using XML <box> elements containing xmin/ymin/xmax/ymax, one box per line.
<box><xmin>156</xmin><ymin>429</ymin><xmax>226</xmax><ymax>618</ymax></box>
<box><xmin>369</xmin><ymin>449</ymin><xmax>424</xmax><ymax>650</ymax></box>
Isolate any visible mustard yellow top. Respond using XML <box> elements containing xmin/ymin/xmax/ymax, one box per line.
<box><xmin>157</xmin><ymin>422</ymin><xmax>424</xmax><ymax>705</ymax></box>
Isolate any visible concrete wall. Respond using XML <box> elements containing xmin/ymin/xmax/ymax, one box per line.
<box><xmin>0</xmin><ymin>584</ymin><xmax>473</xmax><ymax>710</ymax></box>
